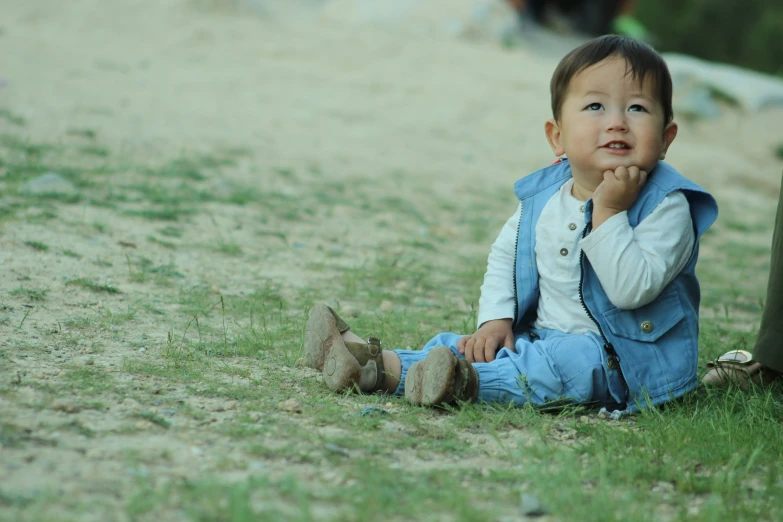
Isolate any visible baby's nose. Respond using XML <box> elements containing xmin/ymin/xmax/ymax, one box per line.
<box><xmin>605</xmin><ymin>111</ymin><xmax>628</xmax><ymax>131</ymax></box>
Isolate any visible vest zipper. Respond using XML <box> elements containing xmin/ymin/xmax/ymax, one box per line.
<box><xmin>579</xmin><ymin>223</ymin><xmax>629</xmax><ymax>395</ymax></box>
<box><xmin>512</xmin><ymin>202</ymin><xmax>523</xmax><ymax>326</ymax></box>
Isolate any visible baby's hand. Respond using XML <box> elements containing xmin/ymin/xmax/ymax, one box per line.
<box><xmin>457</xmin><ymin>319</ymin><xmax>514</xmax><ymax>363</ymax></box>
<box><xmin>592</xmin><ymin>166</ymin><xmax>647</xmax><ymax>227</ymax></box>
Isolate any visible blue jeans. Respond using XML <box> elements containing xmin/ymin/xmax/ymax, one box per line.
<box><xmin>393</xmin><ymin>328</ymin><xmax>627</xmax><ymax>408</ymax></box>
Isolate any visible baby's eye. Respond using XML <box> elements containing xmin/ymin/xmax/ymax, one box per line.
<box><xmin>628</xmin><ymin>104</ymin><xmax>647</xmax><ymax>112</ymax></box>
<box><xmin>585</xmin><ymin>102</ymin><xmax>603</xmax><ymax>111</ymax></box>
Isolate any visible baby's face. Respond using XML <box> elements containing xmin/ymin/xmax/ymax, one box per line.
<box><xmin>550</xmin><ymin>57</ymin><xmax>675</xmax><ymax>188</ymax></box>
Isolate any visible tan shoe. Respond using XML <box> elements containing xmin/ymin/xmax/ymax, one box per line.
<box><xmin>405</xmin><ymin>346</ymin><xmax>479</xmax><ymax>406</ymax></box>
<box><xmin>702</xmin><ymin>350</ymin><xmax>780</xmax><ymax>389</ymax></box>
<box><xmin>304</xmin><ymin>303</ymin><xmax>385</xmax><ymax>393</ymax></box>
<box><xmin>304</xmin><ymin>303</ymin><xmax>350</xmax><ymax>371</ymax></box>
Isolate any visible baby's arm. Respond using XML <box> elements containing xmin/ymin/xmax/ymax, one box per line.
<box><xmin>581</xmin><ymin>191</ymin><xmax>695</xmax><ymax>309</ymax></box>
<box><xmin>458</xmin><ymin>204</ymin><xmax>519</xmax><ymax>363</ymax></box>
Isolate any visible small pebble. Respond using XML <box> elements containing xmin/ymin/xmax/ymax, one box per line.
<box><xmin>21</xmin><ymin>172</ymin><xmax>76</xmax><ymax>196</ymax></box>
<box><xmin>51</xmin><ymin>400</ymin><xmax>81</xmax><ymax>414</ymax></box>
<box><xmin>84</xmin><ymin>357</ymin><xmax>95</xmax><ymax>366</ymax></box>
<box><xmin>520</xmin><ymin>494</ymin><xmax>547</xmax><ymax>517</ymax></box>
<box><xmin>278</xmin><ymin>398</ymin><xmax>302</xmax><ymax>413</ymax></box>
<box><xmin>324</xmin><ymin>443</ymin><xmax>350</xmax><ymax>457</ymax></box>
<box><xmin>380</xmin><ymin>421</ymin><xmax>408</xmax><ymax>433</ymax></box>
<box><xmin>139</xmin><ymin>347</ymin><xmax>147</xmax><ymax>353</ymax></box>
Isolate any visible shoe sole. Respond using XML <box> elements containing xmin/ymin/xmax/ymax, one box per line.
<box><xmin>304</xmin><ymin>303</ymin><xmax>340</xmax><ymax>370</ymax></box>
<box><xmin>305</xmin><ymin>304</ymin><xmax>360</xmax><ymax>391</ymax></box>
<box><xmin>405</xmin><ymin>346</ymin><xmax>457</xmax><ymax>406</ymax></box>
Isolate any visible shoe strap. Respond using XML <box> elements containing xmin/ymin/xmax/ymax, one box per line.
<box><xmin>344</xmin><ymin>337</ymin><xmax>385</xmax><ymax>393</ymax></box>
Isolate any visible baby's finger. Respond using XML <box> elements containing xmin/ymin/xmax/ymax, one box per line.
<box><xmin>483</xmin><ymin>338</ymin><xmax>498</xmax><ymax>363</ymax></box>
<box><xmin>638</xmin><ymin>169</ymin><xmax>648</xmax><ymax>186</ymax></box>
<box><xmin>614</xmin><ymin>166</ymin><xmax>629</xmax><ymax>181</ymax></box>
<box><xmin>627</xmin><ymin>166</ymin><xmax>640</xmax><ymax>182</ymax></box>
<box><xmin>457</xmin><ymin>335</ymin><xmax>468</xmax><ymax>354</ymax></box>
<box><xmin>472</xmin><ymin>337</ymin><xmax>487</xmax><ymax>363</ymax></box>
<box><xmin>463</xmin><ymin>337</ymin><xmax>475</xmax><ymax>362</ymax></box>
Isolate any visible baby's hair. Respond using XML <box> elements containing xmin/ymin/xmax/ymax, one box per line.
<box><xmin>550</xmin><ymin>35</ymin><xmax>673</xmax><ymax>126</ymax></box>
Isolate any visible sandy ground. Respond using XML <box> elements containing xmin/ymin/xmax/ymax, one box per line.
<box><xmin>4</xmin><ymin>0</ymin><xmax>782</xmax><ymax>196</ymax></box>
<box><xmin>2</xmin><ymin>0</ymin><xmax>783</xmax><ymax>520</ymax></box>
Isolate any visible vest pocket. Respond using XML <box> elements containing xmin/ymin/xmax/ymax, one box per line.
<box><xmin>601</xmin><ymin>292</ymin><xmax>685</xmax><ymax>342</ymax></box>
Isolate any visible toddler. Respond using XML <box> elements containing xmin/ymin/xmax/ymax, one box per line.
<box><xmin>305</xmin><ymin>35</ymin><xmax>718</xmax><ymax>413</ymax></box>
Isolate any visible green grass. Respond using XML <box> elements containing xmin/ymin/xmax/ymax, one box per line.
<box><xmin>65</xmin><ymin>278</ymin><xmax>121</xmax><ymax>294</ymax></box>
<box><xmin>127</xmin><ymin>256</ymin><xmax>184</xmax><ymax>284</ymax></box>
<box><xmin>212</xmin><ymin>241</ymin><xmax>243</xmax><ymax>256</ymax></box>
<box><xmin>66</xmin><ymin>128</ymin><xmax>97</xmax><ymax>140</ymax></box>
<box><xmin>124</xmin><ymin>206</ymin><xmax>196</xmax><ymax>221</ymax></box>
<box><xmin>23</xmin><ymin>240</ymin><xmax>49</xmax><ymax>252</ymax></box>
<box><xmin>0</xmin><ymin>108</ymin><xmax>26</xmax><ymax>126</ymax></box>
<box><xmin>147</xmin><ymin>235</ymin><xmax>177</xmax><ymax>249</ymax></box>
<box><xmin>135</xmin><ymin>411</ymin><xmax>171</xmax><ymax>429</ymax></box>
<box><xmin>9</xmin><ymin>287</ymin><xmax>48</xmax><ymax>301</ymax></box>
<box><xmin>79</xmin><ymin>145</ymin><xmax>110</xmax><ymax>157</ymax></box>
<box><xmin>2</xmin><ymin>132</ymin><xmax>782</xmax><ymax>522</ymax></box>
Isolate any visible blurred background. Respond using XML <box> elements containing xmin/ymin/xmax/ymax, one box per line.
<box><xmin>636</xmin><ymin>0</ymin><xmax>783</xmax><ymax>76</ymax></box>
<box><xmin>506</xmin><ymin>0</ymin><xmax>783</xmax><ymax>75</ymax></box>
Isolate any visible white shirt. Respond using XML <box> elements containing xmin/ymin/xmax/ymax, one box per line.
<box><xmin>477</xmin><ymin>179</ymin><xmax>695</xmax><ymax>334</ymax></box>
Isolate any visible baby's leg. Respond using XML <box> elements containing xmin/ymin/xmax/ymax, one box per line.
<box><xmin>475</xmin><ymin>331</ymin><xmax>621</xmax><ymax>407</ymax></box>
<box><xmin>399</xmin><ymin>330</ymin><xmax>620</xmax><ymax>408</ymax></box>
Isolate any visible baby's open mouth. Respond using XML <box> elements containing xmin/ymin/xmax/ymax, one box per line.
<box><xmin>604</xmin><ymin>141</ymin><xmax>630</xmax><ymax>149</ymax></box>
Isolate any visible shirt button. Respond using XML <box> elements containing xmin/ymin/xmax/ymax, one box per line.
<box><xmin>560</xmin><ymin>248</ymin><xmax>568</xmax><ymax>256</ymax></box>
<box><xmin>641</xmin><ymin>321</ymin><xmax>654</xmax><ymax>334</ymax></box>
<box><xmin>579</xmin><ymin>205</ymin><xmax>584</xmax><ymax>213</ymax></box>
<box><xmin>568</xmin><ymin>223</ymin><xmax>577</xmax><ymax>231</ymax></box>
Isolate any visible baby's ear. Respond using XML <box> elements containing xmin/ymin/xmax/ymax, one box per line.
<box><xmin>545</xmin><ymin>119</ymin><xmax>565</xmax><ymax>157</ymax></box>
<box><xmin>661</xmin><ymin>121</ymin><xmax>678</xmax><ymax>158</ymax></box>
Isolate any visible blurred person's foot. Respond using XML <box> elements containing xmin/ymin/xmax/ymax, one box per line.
<box><xmin>702</xmin><ymin>349</ymin><xmax>782</xmax><ymax>389</ymax></box>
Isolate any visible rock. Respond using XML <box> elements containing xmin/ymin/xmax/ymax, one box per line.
<box><xmin>324</xmin><ymin>443</ymin><xmax>350</xmax><ymax>457</ymax></box>
<box><xmin>21</xmin><ymin>172</ymin><xmax>76</xmax><ymax>196</ymax></box>
<box><xmin>380</xmin><ymin>421</ymin><xmax>415</xmax><ymax>435</ymax></box>
<box><xmin>208</xmin><ymin>179</ymin><xmax>236</xmax><ymax>199</ymax></box>
<box><xmin>278</xmin><ymin>398</ymin><xmax>302</xmax><ymax>413</ymax></box>
<box><xmin>674</xmin><ymin>87</ymin><xmax>721</xmax><ymax>120</ymax></box>
<box><xmin>379</xmin><ymin>300</ymin><xmax>393</xmax><ymax>313</ymax></box>
<box><xmin>51</xmin><ymin>400</ymin><xmax>81</xmax><ymax>414</ymax></box>
<box><xmin>214</xmin><ymin>401</ymin><xmax>238</xmax><ymax>412</ymax></box>
<box><xmin>520</xmin><ymin>494</ymin><xmax>547</xmax><ymax>517</ymax></box>
<box><xmin>665</xmin><ymin>53</ymin><xmax>783</xmax><ymax>112</ymax></box>
<box><xmin>84</xmin><ymin>357</ymin><xmax>95</xmax><ymax>366</ymax></box>
<box><xmin>119</xmin><ymin>398</ymin><xmax>142</xmax><ymax>412</ymax></box>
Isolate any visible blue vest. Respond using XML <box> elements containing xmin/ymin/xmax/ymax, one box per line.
<box><xmin>513</xmin><ymin>160</ymin><xmax>718</xmax><ymax>411</ymax></box>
